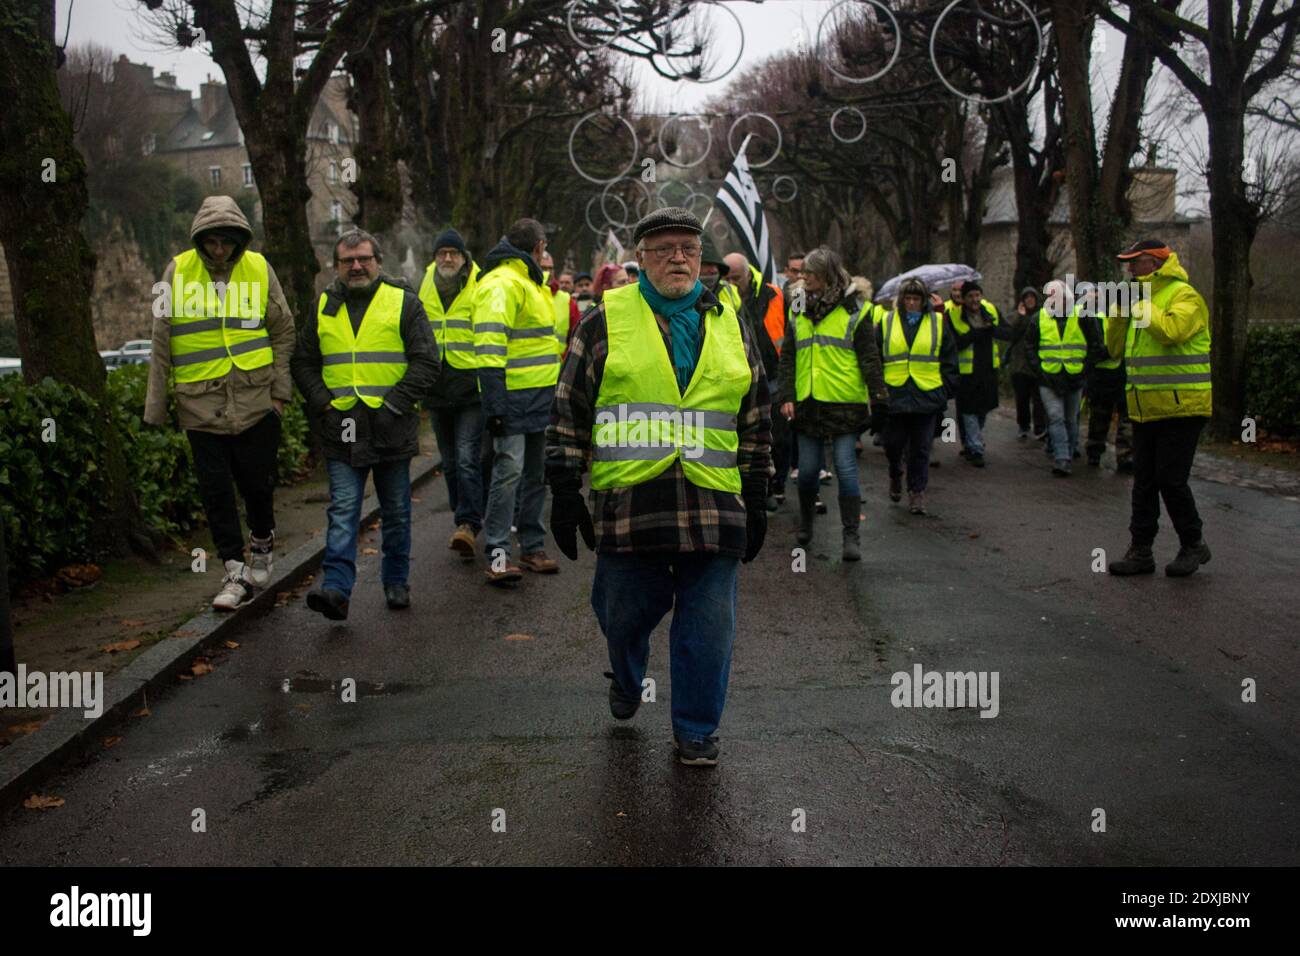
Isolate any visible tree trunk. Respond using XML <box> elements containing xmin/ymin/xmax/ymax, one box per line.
<box><xmin>1053</xmin><ymin>0</ymin><xmax>1106</xmax><ymax>281</ymax></box>
<box><xmin>246</xmin><ymin>127</ymin><xmax>318</xmax><ymax>324</ymax></box>
<box><xmin>347</xmin><ymin>38</ymin><xmax>402</xmax><ymax>237</ymax></box>
<box><xmin>0</xmin><ymin>0</ymin><xmax>147</xmax><ymax>559</ymax></box>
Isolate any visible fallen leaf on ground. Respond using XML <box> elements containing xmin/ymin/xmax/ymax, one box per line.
<box><xmin>361</xmin><ymin>547</ymin><xmax>379</xmax><ymax>556</ymax></box>
<box><xmin>191</xmin><ymin>659</ymin><xmax>214</xmax><ymax>676</ymax></box>
<box><xmin>56</xmin><ymin>564</ymin><xmax>102</xmax><ymax>588</ymax></box>
<box><xmin>504</xmin><ymin>633</ymin><xmax>533</xmax><ymax>641</ymax></box>
<box><xmin>176</xmin><ymin>674</ymin><xmax>193</xmax><ymax>682</ymax></box>
<box><xmin>7</xmin><ymin>721</ymin><xmax>45</xmax><ymax>736</ymax></box>
<box><xmin>294</xmin><ymin>703</ymin><xmax>312</xmax><ymax>712</ymax></box>
<box><xmin>24</xmin><ymin>794</ymin><xmax>64</xmax><ymax>810</ymax></box>
<box><xmin>223</xmin><ymin>640</ymin><xmax>240</xmax><ymax>650</ymax></box>
<box><xmin>274</xmin><ymin>593</ymin><xmax>292</xmax><ymax>607</ymax></box>
<box><xmin>411</xmin><ymin>496</ymin><xmax>422</xmax><ymax>502</ymax></box>
<box><xmin>968</xmin><ymin>533</ymin><xmax>981</xmax><ymax>539</ymax></box>
<box><xmin>103</xmin><ymin>736</ymin><xmax>123</xmax><ymax>749</ymax></box>
<box><xmin>100</xmin><ymin>640</ymin><xmax>141</xmax><ymax>654</ymax></box>
<box><xmin>130</xmin><ymin>706</ymin><xmax>151</xmax><ymax>719</ymax></box>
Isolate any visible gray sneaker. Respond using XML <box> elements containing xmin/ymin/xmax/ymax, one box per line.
<box><xmin>674</xmin><ymin>736</ymin><xmax>720</xmax><ymax>767</ymax></box>
<box><xmin>248</xmin><ymin>532</ymin><xmax>274</xmax><ymax>587</ymax></box>
<box><xmin>212</xmin><ymin>560</ymin><xmax>254</xmax><ymax>611</ymax></box>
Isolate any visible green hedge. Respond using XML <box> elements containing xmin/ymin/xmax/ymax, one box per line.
<box><xmin>1244</xmin><ymin>324</ymin><xmax>1300</xmax><ymax>438</ymax></box>
<box><xmin>1</xmin><ymin>364</ymin><xmax>311</xmax><ymax>588</ymax></box>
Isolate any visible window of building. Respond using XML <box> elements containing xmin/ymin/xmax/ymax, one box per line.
<box><xmin>329</xmin><ymin>160</ymin><xmax>339</xmax><ymax>185</ymax></box>
<box><xmin>330</xmin><ymin>200</ymin><xmax>343</xmax><ymax>224</ymax></box>
<box><xmin>209</xmin><ymin>166</ymin><xmax>221</xmax><ymax>188</ymax></box>
<box><xmin>327</xmin><ymin>121</ymin><xmax>339</xmax><ymax>145</ymax></box>
<box><xmin>141</xmin><ymin>133</ymin><xmax>156</xmax><ymax>157</ymax></box>
<box><xmin>242</xmin><ymin>163</ymin><xmax>254</xmax><ymax>188</ymax></box>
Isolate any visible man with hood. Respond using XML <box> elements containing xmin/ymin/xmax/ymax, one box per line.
<box><xmin>292</xmin><ymin>229</ymin><xmax>440</xmax><ymax>620</ymax></box>
<box><xmin>473</xmin><ymin>217</ymin><xmax>561</xmax><ymax>585</ymax></box>
<box><xmin>1105</xmin><ymin>240</ymin><xmax>1213</xmax><ymax>578</ymax></box>
<box><xmin>1005</xmin><ymin>286</ymin><xmax>1048</xmax><ymax>440</ymax></box>
<box><xmin>145</xmin><ymin>196</ymin><xmax>295</xmax><ymax>612</ymax></box>
<box><xmin>418</xmin><ymin>228</ymin><xmax>484</xmax><ymax>559</ymax></box>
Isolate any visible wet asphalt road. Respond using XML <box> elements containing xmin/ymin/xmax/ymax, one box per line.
<box><xmin>3</xmin><ymin>407</ymin><xmax>1297</xmax><ymax>866</ymax></box>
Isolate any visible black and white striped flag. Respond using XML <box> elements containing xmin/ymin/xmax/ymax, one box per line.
<box><xmin>713</xmin><ymin>141</ymin><xmax>777</xmax><ymax>286</ymax></box>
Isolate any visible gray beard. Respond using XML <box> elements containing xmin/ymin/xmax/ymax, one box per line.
<box><xmin>434</xmin><ymin>266</ymin><xmax>463</xmax><ymax>296</ymax></box>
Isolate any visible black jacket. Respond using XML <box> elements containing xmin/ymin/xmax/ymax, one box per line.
<box><xmin>953</xmin><ymin>302</ymin><xmax>1013</xmax><ymax>415</ymax></box>
<box><xmin>291</xmin><ymin>274</ymin><xmax>440</xmax><ymax>466</ymax></box>
<box><xmin>1025</xmin><ymin>310</ymin><xmax>1108</xmax><ymax>394</ymax></box>
<box><xmin>874</xmin><ymin>307</ymin><xmax>960</xmax><ymax>415</ymax></box>
<box><xmin>424</xmin><ymin>262</ymin><xmax>480</xmax><ymax>408</ymax></box>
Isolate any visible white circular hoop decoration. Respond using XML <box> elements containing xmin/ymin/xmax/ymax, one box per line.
<box><xmin>708</xmin><ymin>216</ymin><xmax>729</xmax><ymax>240</ymax></box>
<box><xmin>657</xmin><ymin>114</ymin><xmax>713</xmax><ymax>169</ymax></box>
<box><xmin>771</xmin><ymin>175</ymin><xmax>798</xmax><ymax>203</ymax></box>
<box><xmin>829</xmin><ymin>106</ymin><xmax>867</xmax><ymax>144</ymax></box>
<box><xmin>817</xmin><ymin>0</ymin><xmax>902</xmax><ymax>85</ymax></box>
<box><xmin>656</xmin><ymin>179</ymin><xmax>696</xmax><ymax>208</ymax></box>
<box><xmin>928</xmin><ymin>0</ymin><xmax>1044</xmax><ymax>106</ymax></box>
<box><xmin>727</xmin><ymin>112</ymin><xmax>782</xmax><ymax>169</ymax></box>
<box><xmin>655</xmin><ymin>1</ymin><xmax>745</xmax><ymax>85</ymax></box>
<box><xmin>598</xmin><ymin>190</ymin><xmax>631</xmax><ymax>230</ymax></box>
<box><xmin>684</xmin><ymin>189</ymin><xmax>714</xmax><ymax>220</ymax></box>
<box><xmin>566</xmin><ymin>0</ymin><xmax>626</xmax><ymax>53</ymax></box>
<box><xmin>601</xmin><ymin>176</ymin><xmax>653</xmax><ymax>226</ymax></box>
<box><xmin>568</xmin><ymin>111</ymin><xmax>640</xmax><ymax>185</ymax></box>
<box><xmin>585</xmin><ymin>194</ymin><xmax>609</xmax><ymax>234</ymax></box>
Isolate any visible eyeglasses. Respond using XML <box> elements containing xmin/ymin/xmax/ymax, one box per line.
<box><xmin>337</xmin><ymin>255</ymin><xmax>375</xmax><ymax>267</ymax></box>
<box><xmin>643</xmin><ymin>243</ymin><xmax>702</xmax><ymax>261</ymax></box>
<box><xmin>435</xmin><ymin>249</ymin><xmax>464</xmax><ymax>260</ymax></box>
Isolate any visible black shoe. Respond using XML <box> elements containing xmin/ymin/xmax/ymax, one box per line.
<box><xmin>815</xmin><ymin>494</ymin><xmax>828</xmax><ymax>515</ymax></box>
<box><xmin>1087</xmin><ymin>454</ymin><xmax>1101</xmax><ymax>467</ymax></box>
<box><xmin>1116</xmin><ymin>459</ymin><xmax>1134</xmax><ymax>474</ymax></box>
<box><xmin>384</xmin><ymin>584</ymin><xmax>411</xmax><ymax>610</ymax></box>
<box><xmin>765</xmin><ymin>494</ymin><xmax>779</xmax><ymax>512</ymax></box>
<box><xmin>674</xmin><ymin>735</ymin><xmax>719</xmax><ymax>767</ymax></box>
<box><xmin>1166</xmin><ymin>540</ymin><xmax>1211</xmax><ymax>577</ymax></box>
<box><xmin>969</xmin><ymin>454</ymin><xmax>985</xmax><ymax>468</ymax></box>
<box><xmin>1109</xmin><ymin>545</ymin><xmax>1155</xmax><ymax>576</ymax></box>
<box><xmin>796</xmin><ymin>489</ymin><xmax>817</xmax><ymax>545</ymax></box>
<box><xmin>889</xmin><ymin>474</ymin><xmax>902</xmax><ymax>502</ymax></box>
<box><xmin>959</xmin><ymin>448</ymin><xmax>972</xmax><ymax>459</ymax></box>
<box><xmin>603</xmin><ymin>671</ymin><xmax>640</xmax><ymax>720</ymax></box>
<box><xmin>930</xmin><ymin>458</ymin><xmax>941</xmax><ymax>468</ymax></box>
<box><xmin>774</xmin><ymin>491</ymin><xmax>785</xmax><ymax>505</ymax></box>
<box><xmin>306</xmin><ymin>587</ymin><xmax>349</xmax><ymax>621</ymax></box>
<box><xmin>1052</xmin><ymin>460</ymin><xmax>1072</xmax><ymax>476</ymax></box>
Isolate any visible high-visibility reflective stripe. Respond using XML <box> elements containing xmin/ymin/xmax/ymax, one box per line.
<box><xmin>172</xmin><ymin>338</ymin><xmax>270</xmax><ymax>365</ymax></box>
<box><xmin>505</xmin><ymin>353</ymin><xmax>559</xmax><ymax>368</ymax></box>
<box><xmin>1127</xmin><ymin>353</ymin><xmax>1211</xmax><ymax>367</ymax></box>
<box><xmin>476</xmin><ymin>321</ymin><xmax>508</xmax><ymax>335</ymax></box>
<box><xmin>329</xmin><ymin>384</ymin><xmax>394</xmax><ymax>397</ymax></box>
<box><xmin>883</xmin><ymin>353</ymin><xmax>941</xmax><ymax>363</ymax></box>
<box><xmin>443</xmin><ymin>319</ymin><xmax>473</xmax><ymax>330</ymax></box>
<box><xmin>1043</xmin><ymin>344</ymin><xmax>1089</xmax><ymax>351</ymax></box>
<box><xmin>321</xmin><ymin>350</ymin><xmax>407</xmax><ymax>365</ymax></box>
<box><xmin>170</xmin><ymin>318</ymin><xmax>224</xmax><ymax>337</ymax></box>
<box><xmin>507</xmin><ymin>326</ymin><xmax>554</xmax><ymax>340</ymax></box>
<box><xmin>1127</xmin><ymin>372</ymin><xmax>1212</xmax><ymax>385</ymax></box>
<box><xmin>798</xmin><ymin>334</ymin><xmax>855</xmax><ymax>349</ymax></box>
<box><xmin>592</xmin><ymin>445</ymin><xmax>737</xmax><ymax>467</ymax></box>
<box><xmin>444</xmin><ymin>342</ymin><xmax>475</xmax><ymax>352</ymax></box>
<box><xmin>476</xmin><ymin>344</ymin><xmax>508</xmax><ymax>356</ymax></box>
<box><xmin>594</xmin><ymin>403</ymin><xmax>738</xmax><ymax>431</ymax></box>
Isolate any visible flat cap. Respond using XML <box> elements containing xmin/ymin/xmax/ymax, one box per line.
<box><xmin>632</xmin><ymin>205</ymin><xmax>703</xmax><ymax>245</ymax></box>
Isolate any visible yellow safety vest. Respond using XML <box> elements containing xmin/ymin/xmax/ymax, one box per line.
<box><xmin>418</xmin><ymin>261</ymin><xmax>479</xmax><ymax>370</ymax></box>
<box><xmin>880</xmin><ymin>309</ymin><xmax>944</xmax><ymax>391</ymax></box>
<box><xmin>317</xmin><ymin>282</ymin><xmax>408</xmax><ymax>410</ymax></box>
<box><xmin>543</xmin><ymin>272</ymin><xmax>572</xmax><ymax>353</ymax></box>
<box><xmin>947</xmin><ymin>300</ymin><xmax>1001</xmax><ymax>373</ymax></box>
<box><xmin>169</xmin><ymin>249</ymin><xmax>271</xmax><ymax>383</ymax></box>
<box><xmin>794</xmin><ymin>300</ymin><xmax>873</xmax><ymax>404</ymax></box>
<box><xmin>1125</xmin><ymin>279</ymin><xmax>1212</xmax><ymax>392</ymax></box>
<box><xmin>474</xmin><ymin>259</ymin><xmax>559</xmax><ymax>391</ymax></box>
<box><xmin>1037</xmin><ymin>307</ymin><xmax>1087</xmax><ymax>375</ymax></box>
<box><xmin>591</xmin><ymin>284</ymin><xmax>750</xmax><ymax>493</ymax></box>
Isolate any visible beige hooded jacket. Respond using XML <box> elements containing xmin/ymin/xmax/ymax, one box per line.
<box><xmin>143</xmin><ymin>196</ymin><xmax>295</xmax><ymax>434</ymax></box>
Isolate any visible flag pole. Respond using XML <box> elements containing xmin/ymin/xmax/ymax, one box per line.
<box><xmin>701</xmin><ymin>132</ymin><xmax>755</xmax><ymax>229</ymax></box>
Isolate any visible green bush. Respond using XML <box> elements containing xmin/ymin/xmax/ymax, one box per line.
<box><xmin>1244</xmin><ymin>324</ymin><xmax>1300</xmax><ymax>438</ymax></box>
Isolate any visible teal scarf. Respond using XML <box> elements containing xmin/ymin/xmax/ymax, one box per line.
<box><xmin>638</xmin><ymin>272</ymin><xmax>704</xmax><ymax>393</ymax></box>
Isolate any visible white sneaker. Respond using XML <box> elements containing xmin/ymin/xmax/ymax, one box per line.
<box><xmin>248</xmin><ymin>533</ymin><xmax>274</xmax><ymax>587</ymax></box>
<box><xmin>212</xmin><ymin>560</ymin><xmax>254</xmax><ymax>612</ymax></box>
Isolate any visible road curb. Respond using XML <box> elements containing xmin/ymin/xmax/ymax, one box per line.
<box><xmin>0</xmin><ymin>456</ymin><xmax>443</xmax><ymax>809</ymax></box>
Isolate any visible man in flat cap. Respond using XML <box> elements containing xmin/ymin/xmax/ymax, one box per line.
<box><xmin>1106</xmin><ymin>239</ymin><xmax>1213</xmax><ymax>578</ymax></box>
<box><xmin>545</xmin><ymin>206</ymin><xmax>772</xmax><ymax>767</ymax></box>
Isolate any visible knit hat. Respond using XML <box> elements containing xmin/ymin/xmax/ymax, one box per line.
<box><xmin>631</xmin><ymin>205</ymin><xmax>702</xmax><ymax>245</ymax></box>
<box><xmin>960</xmin><ymin>280</ymin><xmax>983</xmax><ymax>295</ymax></box>
<box><xmin>432</xmin><ymin>228</ymin><xmax>467</xmax><ymax>256</ymax></box>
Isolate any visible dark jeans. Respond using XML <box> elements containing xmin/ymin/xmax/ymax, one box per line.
<box><xmin>592</xmin><ymin>551</ymin><xmax>739</xmax><ymax>741</ymax></box>
<box><xmin>322</xmin><ymin>457</ymin><xmax>412</xmax><ymax>597</ymax></box>
<box><xmin>1087</xmin><ymin>390</ymin><xmax>1132</xmax><ymax>464</ymax></box>
<box><xmin>770</xmin><ymin>401</ymin><xmax>791</xmax><ymax>494</ymax></box>
<box><xmin>186</xmin><ymin>411</ymin><xmax>280</xmax><ymax>564</ymax></box>
<box><xmin>1012</xmin><ymin>373</ymin><xmax>1047</xmax><ymax>434</ymax></box>
<box><xmin>1129</xmin><ymin>416</ymin><xmax>1206</xmax><ymax>548</ymax></box>
<box><xmin>430</xmin><ymin>403</ymin><xmax>485</xmax><ymax>530</ymax></box>
<box><xmin>796</xmin><ymin>431</ymin><xmax>860</xmax><ymax>498</ymax></box>
<box><xmin>883</xmin><ymin>411</ymin><xmax>936</xmax><ymax>493</ymax></box>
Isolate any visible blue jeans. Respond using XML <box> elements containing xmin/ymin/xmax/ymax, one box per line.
<box><xmin>592</xmin><ymin>552</ymin><xmax>740</xmax><ymax>741</ymax></box>
<box><xmin>1040</xmin><ymin>385</ymin><xmax>1082</xmax><ymax>463</ymax></box>
<box><xmin>322</xmin><ymin>458</ymin><xmax>412</xmax><ymax>598</ymax></box>
<box><xmin>961</xmin><ymin>412</ymin><xmax>987</xmax><ymax>456</ymax></box>
<box><xmin>430</xmin><ymin>403</ymin><xmax>485</xmax><ymax>530</ymax></box>
<box><xmin>483</xmin><ymin>431</ymin><xmax>547</xmax><ymax>559</ymax></box>
<box><xmin>795</xmin><ymin>431</ymin><xmax>861</xmax><ymax>499</ymax></box>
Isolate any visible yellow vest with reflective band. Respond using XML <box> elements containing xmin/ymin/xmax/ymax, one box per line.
<box><xmin>317</xmin><ymin>282</ymin><xmax>409</xmax><ymax>411</ymax></box>
<box><xmin>542</xmin><ymin>272</ymin><xmax>572</xmax><ymax>353</ymax></box>
<box><xmin>794</xmin><ymin>300</ymin><xmax>873</xmax><ymax>403</ymax></box>
<box><xmin>1125</xmin><ymin>279</ymin><xmax>1212</xmax><ymax>392</ymax></box>
<box><xmin>1037</xmin><ymin>307</ymin><xmax>1087</xmax><ymax>375</ymax></box>
<box><xmin>591</xmin><ymin>284</ymin><xmax>750</xmax><ymax>494</ymax></box>
<box><xmin>474</xmin><ymin>260</ymin><xmax>559</xmax><ymax>391</ymax></box>
<box><xmin>169</xmin><ymin>249</ymin><xmax>271</xmax><ymax>383</ymax></box>
<box><xmin>719</xmin><ymin>281</ymin><xmax>742</xmax><ymax>314</ymax></box>
<box><xmin>880</xmin><ymin>309</ymin><xmax>944</xmax><ymax>391</ymax></box>
<box><xmin>947</xmin><ymin>299</ymin><xmax>1001</xmax><ymax>373</ymax></box>
<box><xmin>418</xmin><ymin>261</ymin><xmax>479</xmax><ymax>370</ymax></box>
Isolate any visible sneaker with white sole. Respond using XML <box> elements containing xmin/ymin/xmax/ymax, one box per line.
<box><xmin>248</xmin><ymin>533</ymin><xmax>274</xmax><ymax>587</ymax></box>
<box><xmin>213</xmin><ymin>560</ymin><xmax>255</xmax><ymax>611</ymax></box>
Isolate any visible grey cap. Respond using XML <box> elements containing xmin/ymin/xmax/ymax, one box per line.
<box><xmin>632</xmin><ymin>205</ymin><xmax>703</xmax><ymax>245</ymax></box>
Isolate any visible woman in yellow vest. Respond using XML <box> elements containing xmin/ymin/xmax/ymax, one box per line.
<box><xmin>1104</xmin><ymin>240</ymin><xmax>1214</xmax><ymax>578</ymax></box>
<box><xmin>777</xmin><ymin>246</ymin><xmax>889</xmax><ymax>560</ymax></box>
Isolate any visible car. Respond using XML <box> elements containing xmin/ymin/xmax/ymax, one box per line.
<box><xmin>100</xmin><ymin>350</ymin><xmax>123</xmax><ymax>368</ymax></box>
<box><xmin>120</xmin><ymin>339</ymin><xmax>152</xmax><ymax>353</ymax></box>
<box><xmin>0</xmin><ymin>357</ymin><xmax>21</xmax><ymax>377</ymax></box>
<box><xmin>116</xmin><ymin>351</ymin><xmax>150</xmax><ymax>366</ymax></box>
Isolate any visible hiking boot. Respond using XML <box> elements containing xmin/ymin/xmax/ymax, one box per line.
<box><xmin>797</xmin><ymin>489</ymin><xmax>817</xmax><ymax>546</ymax></box>
<box><xmin>765</xmin><ymin>494</ymin><xmax>779</xmax><ymax>512</ymax></box>
<box><xmin>968</xmin><ymin>453</ymin><xmax>985</xmax><ymax>468</ymax></box>
<box><xmin>1166</xmin><ymin>540</ymin><xmax>1211</xmax><ymax>578</ymax></box>
<box><xmin>603</xmin><ymin>671</ymin><xmax>640</xmax><ymax>720</ymax></box>
<box><xmin>1087</xmin><ymin>453</ymin><xmax>1101</xmax><ymax>468</ymax></box>
<box><xmin>485</xmin><ymin>563</ymin><xmax>524</xmax><ymax>586</ymax></box>
<box><xmin>520</xmin><ymin>550</ymin><xmax>559</xmax><ymax>574</ymax></box>
<box><xmin>1052</xmin><ymin>460</ymin><xmax>1072</xmax><ymax>477</ymax></box>
<box><xmin>839</xmin><ymin>497</ymin><xmax>861</xmax><ymax>562</ymax></box>
<box><xmin>384</xmin><ymin>584</ymin><xmax>411</xmax><ymax>610</ymax></box>
<box><xmin>248</xmin><ymin>533</ymin><xmax>274</xmax><ymax>587</ymax></box>
<box><xmin>889</xmin><ymin>474</ymin><xmax>902</xmax><ymax>503</ymax></box>
<box><xmin>674</xmin><ymin>736</ymin><xmax>720</xmax><ymax>767</ymax></box>
<box><xmin>212</xmin><ymin>560</ymin><xmax>255</xmax><ymax>612</ymax></box>
<box><xmin>1108</xmin><ymin>545</ymin><xmax>1155</xmax><ymax>576</ymax></box>
<box><xmin>448</xmin><ymin>524</ymin><xmax>477</xmax><ymax>559</ymax></box>
<box><xmin>908</xmin><ymin>492</ymin><xmax>926</xmax><ymax>515</ymax></box>
<box><xmin>306</xmin><ymin>586</ymin><xmax>350</xmax><ymax>620</ymax></box>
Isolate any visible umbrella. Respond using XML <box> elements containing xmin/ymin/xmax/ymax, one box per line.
<box><xmin>874</xmin><ymin>263</ymin><xmax>981</xmax><ymax>303</ymax></box>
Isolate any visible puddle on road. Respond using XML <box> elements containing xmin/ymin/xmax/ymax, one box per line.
<box><xmin>275</xmin><ymin>676</ymin><xmax>412</xmax><ymax>696</ymax></box>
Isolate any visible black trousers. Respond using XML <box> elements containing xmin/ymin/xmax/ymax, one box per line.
<box><xmin>770</xmin><ymin>402</ymin><xmax>791</xmax><ymax>493</ymax></box>
<box><xmin>1129</xmin><ymin>416</ymin><xmax>1206</xmax><ymax>548</ymax></box>
<box><xmin>186</xmin><ymin>411</ymin><xmax>281</xmax><ymax>563</ymax></box>
<box><xmin>1012</xmin><ymin>372</ymin><xmax>1047</xmax><ymax>434</ymax></box>
<box><xmin>884</xmin><ymin>411</ymin><xmax>937</xmax><ymax>494</ymax></box>
<box><xmin>1086</xmin><ymin>389</ymin><xmax>1132</xmax><ymax>464</ymax></box>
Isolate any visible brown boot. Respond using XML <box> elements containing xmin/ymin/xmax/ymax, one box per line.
<box><xmin>519</xmin><ymin>550</ymin><xmax>559</xmax><ymax>574</ymax></box>
<box><xmin>449</xmin><ymin>524</ymin><xmax>477</xmax><ymax>559</ymax></box>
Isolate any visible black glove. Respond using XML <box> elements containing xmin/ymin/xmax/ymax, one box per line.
<box><xmin>868</xmin><ymin>403</ymin><xmax>889</xmax><ymax>435</ymax></box>
<box><xmin>742</xmin><ymin>493</ymin><xmax>767</xmax><ymax>563</ymax></box>
<box><xmin>486</xmin><ymin>415</ymin><xmax>507</xmax><ymax>436</ymax></box>
<box><xmin>550</xmin><ymin>485</ymin><xmax>595</xmax><ymax>560</ymax></box>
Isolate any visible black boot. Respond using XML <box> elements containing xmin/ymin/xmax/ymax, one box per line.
<box><xmin>1166</xmin><ymin>540</ymin><xmax>1211</xmax><ymax>577</ymax></box>
<box><xmin>797</xmin><ymin>488</ymin><xmax>817</xmax><ymax>546</ymax></box>
<box><xmin>1108</xmin><ymin>544</ymin><xmax>1155</xmax><ymax>576</ymax></box>
<box><xmin>839</xmin><ymin>497</ymin><xmax>861</xmax><ymax>562</ymax></box>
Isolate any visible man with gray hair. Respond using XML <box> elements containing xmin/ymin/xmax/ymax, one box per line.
<box><xmin>292</xmin><ymin>229</ymin><xmax>439</xmax><ymax>620</ymax></box>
